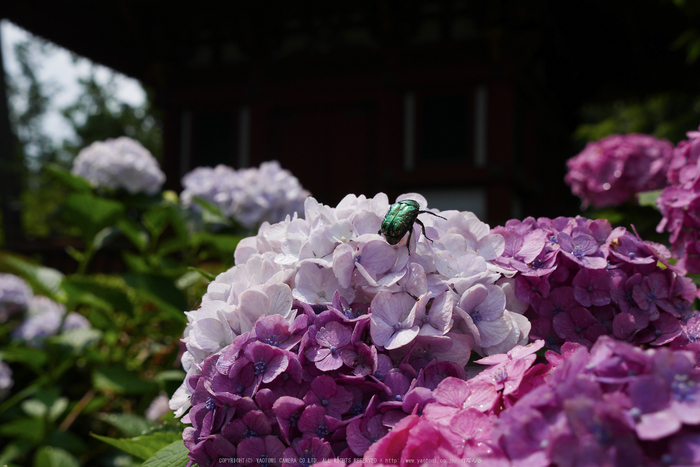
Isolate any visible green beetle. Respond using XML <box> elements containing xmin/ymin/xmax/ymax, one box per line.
<box><xmin>379</xmin><ymin>199</ymin><xmax>446</xmax><ymax>251</ymax></box>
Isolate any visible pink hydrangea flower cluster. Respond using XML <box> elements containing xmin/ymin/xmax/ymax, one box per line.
<box><xmin>171</xmin><ymin>192</ymin><xmax>530</xmax><ymax>465</ymax></box>
<box><xmin>492</xmin><ymin>215</ymin><xmax>698</xmax><ymax>350</ymax></box>
<box><xmin>180</xmin><ymin>161</ymin><xmax>310</xmax><ymax>229</ymax></box>
<box><xmin>71</xmin><ymin>137</ymin><xmax>165</xmax><ymax>194</ymax></box>
<box><xmin>657</xmin><ymin>127</ymin><xmax>700</xmax><ymax>274</ymax></box>
<box><xmin>357</xmin><ymin>336</ymin><xmax>700</xmax><ymax>466</ymax></box>
<box><xmin>565</xmin><ymin>133</ymin><xmax>673</xmax><ymax>209</ymax></box>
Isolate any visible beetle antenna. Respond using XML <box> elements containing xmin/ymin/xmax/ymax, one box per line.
<box><xmin>419</xmin><ymin>210</ymin><xmax>447</xmax><ymax>221</ymax></box>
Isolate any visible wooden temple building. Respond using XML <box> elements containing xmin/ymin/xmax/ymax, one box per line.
<box><xmin>0</xmin><ymin>0</ymin><xmax>697</xmax><ymax>247</ymax></box>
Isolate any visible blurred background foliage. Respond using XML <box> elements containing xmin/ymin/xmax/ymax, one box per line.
<box><xmin>5</xmin><ymin>38</ymin><xmax>162</xmax><ymax>239</ymax></box>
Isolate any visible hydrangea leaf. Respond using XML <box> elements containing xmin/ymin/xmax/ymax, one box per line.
<box><xmin>97</xmin><ymin>413</ymin><xmax>157</xmax><ymax>437</ymax></box>
<box><xmin>123</xmin><ymin>273</ymin><xmax>187</xmax><ymax>323</ymax></box>
<box><xmin>48</xmin><ymin>327</ymin><xmax>102</xmax><ymax>352</ymax></box>
<box><xmin>186</xmin><ymin>266</ymin><xmax>216</xmax><ymax>282</ymax></box>
<box><xmin>91</xmin><ymin>432</ymin><xmax>183</xmax><ymax>461</ymax></box>
<box><xmin>92</xmin><ymin>366</ymin><xmax>156</xmax><ymax>395</ymax></box>
<box><xmin>117</xmin><ymin>217</ymin><xmax>149</xmax><ymax>252</ymax></box>
<box><xmin>141</xmin><ymin>440</ymin><xmax>190</xmax><ymax>467</ymax></box>
<box><xmin>32</xmin><ymin>446</ymin><xmax>80</xmax><ymax>467</ymax></box>
<box><xmin>45</xmin><ymin>163</ymin><xmax>92</xmax><ymax>192</ymax></box>
<box><xmin>637</xmin><ymin>189</ymin><xmax>663</xmax><ymax>209</ymax></box>
<box><xmin>63</xmin><ymin>192</ymin><xmax>125</xmax><ymax>242</ymax></box>
<box><xmin>61</xmin><ymin>276</ymin><xmax>133</xmax><ymax>315</ymax></box>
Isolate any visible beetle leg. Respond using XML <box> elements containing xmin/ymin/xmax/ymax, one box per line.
<box><xmin>416</xmin><ymin>219</ymin><xmax>433</xmax><ymax>243</ymax></box>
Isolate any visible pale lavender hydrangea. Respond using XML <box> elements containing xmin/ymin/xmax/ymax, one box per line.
<box><xmin>13</xmin><ymin>296</ymin><xmax>91</xmax><ymax>347</ymax></box>
<box><xmin>0</xmin><ymin>273</ymin><xmax>32</xmax><ymax>323</ymax></box>
<box><xmin>565</xmin><ymin>133</ymin><xmax>673</xmax><ymax>209</ymax></box>
<box><xmin>72</xmin><ymin>137</ymin><xmax>165</xmax><ymax>194</ymax></box>
<box><xmin>145</xmin><ymin>392</ymin><xmax>172</xmax><ymax>421</ymax></box>
<box><xmin>171</xmin><ymin>192</ymin><xmax>525</xmax><ymax>464</ymax></box>
<box><xmin>180</xmin><ymin>161</ymin><xmax>310</xmax><ymax>229</ymax></box>
<box><xmin>0</xmin><ymin>359</ymin><xmax>12</xmax><ymax>401</ymax></box>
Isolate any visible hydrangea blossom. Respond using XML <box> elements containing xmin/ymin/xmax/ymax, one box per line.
<box><xmin>565</xmin><ymin>133</ymin><xmax>673</xmax><ymax>209</ymax></box>
<box><xmin>145</xmin><ymin>392</ymin><xmax>172</xmax><ymax>421</ymax></box>
<box><xmin>493</xmin><ymin>215</ymin><xmax>698</xmax><ymax>350</ymax></box>
<box><xmin>350</xmin><ymin>337</ymin><xmax>700</xmax><ymax>466</ymax></box>
<box><xmin>72</xmin><ymin>137</ymin><xmax>165</xmax><ymax>194</ymax></box>
<box><xmin>180</xmin><ymin>161</ymin><xmax>310</xmax><ymax>229</ymax></box>
<box><xmin>657</xmin><ymin>126</ymin><xmax>700</xmax><ymax>274</ymax></box>
<box><xmin>493</xmin><ymin>337</ymin><xmax>700</xmax><ymax>466</ymax></box>
<box><xmin>13</xmin><ymin>296</ymin><xmax>91</xmax><ymax>347</ymax></box>
<box><xmin>0</xmin><ymin>359</ymin><xmax>12</xmax><ymax>401</ymax></box>
<box><xmin>0</xmin><ymin>273</ymin><xmax>33</xmax><ymax>323</ymax></box>
<box><xmin>171</xmin><ymin>192</ymin><xmax>527</xmax><ymax>464</ymax></box>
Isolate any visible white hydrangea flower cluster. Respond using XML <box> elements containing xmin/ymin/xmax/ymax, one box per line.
<box><xmin>180</xmin><ymin>161</ymin><xmax>310</xmax><ymax>229</ymax></box>
<box><xmin>13</xmin><ymin>296</ymin><xmax>91</xmax><ymax>347</ymax></box>
<box><xmin>170</xmin><ymin>193</ymin><xmax>530</xmax><ymax>417</ymax></box>
<box><xmin>72</xmin><ymin>137</ymin><xmax>165</xmax><ymax>194</ymax></box>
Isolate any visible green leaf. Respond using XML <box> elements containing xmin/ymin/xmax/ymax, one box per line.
<box><xmin>123</xmin><ymin>273</ymin><xmax>187</xmax><ymax>323</ymax></box>
<box><xmin>0</xmin><ymin>346</ymin><xmax>48</xmax><ymax>372</ymax></box>
<box><xmin>187</xmin><ymin>266</ymin><xmax>216</xmax><ymax>282</ymax></box>
<box><xmin>63</xmin><ymin>192</ymin><xmax>125</xmax><ymax>241</ymax></box>
<box><xmin>591</xmin><ymin>208</ymin><xmax>624</xmax><ymax>225</ymax></box>
<box><xmin>0</xmin><ymin>439</ymin><xmax>33</xmax><ymax>466</ymax></box>
<box><xmin>195</xmin><ymin>233</ymin><xmax>242</xmax><ymax>256</ymax></box>
<box><xmin>0</xmin><ymin>417</ymin><xmax>44</xmax><ymax>443</ymax></box>
<box><xmin>20</xmin><ymin>388</ymin><xmax>66</xmax><ymax>421</ymax></box>
<box><xmin>153</xmin><ymin>370</ymin><xmax>186</xmax><ymax>384</ymax></box>
<box><xmin>93</xmin><ymin>366</ymin><xmax>156</xmax><ymax>395</ymax></box>
<box><xmin>155</xmin><ymin>236</ymin><xmax>190</xmax><ymax>257</ymax></box>
<box><xmin>62</xmin><ymin>276</ymin><xmax>133</xmax><ymax>315</ymax></box>
<box><xmin>0</xmin><ymin>253</ymin><xmax>66</xmax><ymax>302</ymax></box>
<box><xmin>91</xmin><ymin>432</ymin><xmax>183</xmax><ymax>461</ymax></box>
<box><xmin>44</xmin><ymin>430</ymin><xmax>88</xmax><ymax>456</ymax></box>
<box><xmin>33</xmin><ymin>446</ymin><xmax>80</xmax><ymax>467</ymax></box>
<box><xmin>122</xmin><ymin>251</ymin><xmax>151</xmax><ymax>273</ymax></box>
<box><xmin>45</xmin><ymin>163</ymin><xmax>92</xmax><ymax>192</ymax></box>
<box><xmin>93</xmin><ymin>226</ymin><xmax>122</xmax><ymax>250</ymax></box>
<box><xmin>142</xmin><ymin>209</ymin><xmax>170</xmax><ymax>238</ymax></box>
<box><xmin>142</xmin><ymin>440</ymin><xmax>189</xmax><ymax>467</ymax></box>
<box><xmin>98</xmin><ymin>413</ymin><xmax>157</xmax><ymax>437</ymax></box>
<box><xmin>637</xmin><ymin>189</ymin><xmax>663</xmax><ymax>210</ymax></box>
<box><xmin>118</xmin><ymin>218</ymin><xmax>150</xmax><ymax>252</ymax></box>
<box><xmin>191</xmin><ymin>196</ymin><xmax>226</xmax><ymax>218</ymax></box>
<box><xmin>48</xmin><ymin>327</ymin><xmax>102</xmax><ymax>351</ymax></box>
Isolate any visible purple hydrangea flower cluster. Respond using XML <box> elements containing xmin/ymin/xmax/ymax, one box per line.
<box><xmin>657</xmin><ymin>127</ymin><xmax>700</xmax><ymax>274</ymax></box>
<box><xmin>13</xmin><ymin>296</ymin><xmax>91</xmax><ymax>347</ymax></box>
<box><xmin>492</xmin><ymin>215</ymin><xmax>698</xmax><ymax>350</ymax></box>
<box><xmin>180</xmin><ymin>161</ymin><xmax>310</xmax><ymax>229</ymax></box>
<box><xmin>180</xmin><ymin>300</ymin><xmax>468</xmax><ymax>466</ymax></box>
<box><xmin>0</xmin><ymin>273</ymin><xmax>33</xmax><ymax>323</ymax></box>
<box><xmin>171</xmin><ymin>192</ymin><xmax>529</xmax><ymax>464</ymax></box>
<box><xmin>356</xmin><ymin>337</ymin><xmax>700</xmax><ymax>466</ymax></box>
<box><xmin>72</xmin><ymin>137</ymin><xmax>165</xmax><ymax>194</ymax></box>
<box><xmin>493</xmin><ymin>337</ymin><xmax>700</xmax><ymax>466</ymax></box>
<box><xmin>565</xmin><ymin>133</ymin><xmax>673</xmax><ymax>209</ymax></box>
